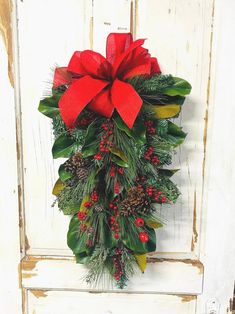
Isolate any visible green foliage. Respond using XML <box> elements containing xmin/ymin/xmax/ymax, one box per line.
<box><xmin>39</xmin><ymin>65</ymin><xmax>191</xmax><ymax>288</ymax></box>
<box><xmin>38</xmin><ymin>93</ymin><xmax>61</xmax><ymax>118</ymax></box>
<box><xmin>52</xmin><ymin>133</ymin><xmax>80</xmax><ymax>159</ymax></box>
<box><xmin>129</xmin><ymin>74</ymin><xmax>175</xmax><ymax>94</ymax></box>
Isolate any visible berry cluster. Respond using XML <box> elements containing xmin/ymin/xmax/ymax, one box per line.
<box><xmin>146</xmin><ymin>186</ymin><xmax>167</xmax><ymax>203</ymax></box>
<box><xmin>144</xmin><ymin>120</ymin><xmax>156</xmax><ymax>135</ymax></box>
<box><xmin>94</xmin><ymin>122</ymin><xmax>114</xmax><ymax>161</ymax></box>
<box><xmin>113</xmin><ymin>249</ymin><xmax>124</xmax><ymax>282</ymax></box>
<box><xmin>144</xmin><ymin>146</ymin><xmax>160</xmax><ymax>165</ymax></box>
<box><xmin>77</xmin><ymin>211</ymin><xmax>86</xmax><ymax>221</ymax></box>
<box><xmin>91</xmin><ymin>190</ymin><xmax>99</xmax><ymax>202</ymax></box>
<box><xmin>109</xmin><ymin>165</ymin><xmax>124</xmax><ymax>177</ymax></box>
<box><xmin>109</xmin><ymin>199</ymin><xmax>120</xmax><ymax>239</ymax></box>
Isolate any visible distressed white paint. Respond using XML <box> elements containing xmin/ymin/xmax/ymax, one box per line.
<box><xmin>27</xmin><ymin>290</ymin><xmax>196</xmax><ymax>314</ymax></box>
<box><xmin>0</xmin><ymin>3</ymin><xmax>22</xmax><ymax>313</ymax></box>
<box><xmin>22</xmin><ymin>257</ymin><xmax>202</xmax><ymax>294</ymax></box>
<box><xmin>137</xmin><ymin>0</ymin><xmax>214</xmax><ymax>255</ymax></box>
<box><xmin>17</xmin><ymin>0</ymin><xmax>93</xmax><ymax>255</ymax></box>
<box><xmin>196</xmin><ymin>0</ymin><xmax>235</xmax><ymax>313</ymax></box>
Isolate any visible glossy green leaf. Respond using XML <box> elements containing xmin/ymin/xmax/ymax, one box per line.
<box><xmin>109</xmin><ymin>147</ymin><xmax>128</xmax><ymax>163</ymax></box>
<box><xmin>52</xmin><ymin>133</ymin><xmax>79</xmax><ymax>158</ymax></box>
<box><xmin>166</xmin><ymin>121</ymin><xmax>187</xmax><ymax>146</ymax></box>
<box><xmin>75</xmin><ymin>252</ymin><xmax>90</xmax><ymax>264</ymax></box>
<box><xmin>162</xmin><ymin>77</ymin><xmax>192</xmax><ymax>96</ymax></box>
<box><xmin>158</xmin><ymin>169</ymin><xmax>179</xmax><ymax>178</ymax></box>
<box><xmin>122</xmin><ymin>226</ymin><xmax>156</xmax><ymax>254</ymax></box>
<box><xmin>168</xmin><ymin>121</ymin><xmax>187</xmax><ymax>137</ymax></box>
<box><xmin>110</xmin><ymin>154</ymin><xmax>129</xmax><ymax>168</ymax></box>
<box><xmin>38</xmin><ymin>93</ymin><xmax>61</xmax><ymax>118</ymax></box>
<box><xmin>82</xmin><ymin>144</ymin><xmax>97</xmax><ymax>158</ymax></box>
<box><xmin>58</xmin><ymin>164</ymin><xmax>73</xmax><ymax>181</ymax></box>
<box><xmin>67</xmin><ymin>215</ymin><xmax>93</xmax><ymax>255</ymax></box>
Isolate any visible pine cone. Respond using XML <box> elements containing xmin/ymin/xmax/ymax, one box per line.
<box><xmin>76</xmin><ymin>168</ymin><xmax>89</xmax><ymax>181</ymax></box>
<box><xmin>64</xmin><ymin>153</ymin><xmax>88</xmax><ymax>176</ymax></box>
<box><xmin>94</xmin><ymin>204</ymin><xmax>104</xmax><ymax>212</ymax></box>
<box><xmin>119</xmin><ymin>187</ymin><xmax>151</xmax><ymax>216</ymax></box>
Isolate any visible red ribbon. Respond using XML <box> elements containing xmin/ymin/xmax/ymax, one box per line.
<box><xmin>53</xmin><ymin>33</ymin><xmax>161</xmax><ymax>129</ymax></box>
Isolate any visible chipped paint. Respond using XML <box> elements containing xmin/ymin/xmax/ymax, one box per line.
<box><xmin>31</xmin><ymin>290</ymin><xmax>48</xmax><ymax>298</ymax></box>
<box><xmin>22</xmin><ymin>258</ymin><xmax>38</xmax><ymax>271</ymax></box>
<box><xmin>22</xmin><ymin>273</ymin><xmax>37</xmax><ymax>279</ymax></box>
<box><xmin>130</xmin><ymin>0</ymin><xmax>134</xmax><ymax>36</ymax></box>
<box><xmin>22</xmin><ymin>288</ymin><xmax>27</xmax><ymax>314</ymax></box>
<box><xmin>202</xmin><ymin>0</ymin><xmax>215</xmax><ymax>181</ymax></box>
<box><xmin>24</xmin><ymin>234</ymin><xmax>30</xmax><ymax>251</ymax></box>
<box><xmin>0</xmin><ymin>0</ymin><xmax>14</xmax><ymax>86</ymax></box>
<box><xmin>175</xmin><ymin>295</ymin><xmax>197</xmax><ymax>303</ymax></box>
<box><xmin>147</xmin><ymin>257</ymin><xmax>204</xmax><ymax>274</ymax></box>
<box><xmin>89</xmin><ymin>16</ymin><xmax>93</xmax><ymax>49</ymax></box>
<box><xmin>191</xmin><ymin>190</ymin><xmax>198</xmax><ymax>251</ymax></box>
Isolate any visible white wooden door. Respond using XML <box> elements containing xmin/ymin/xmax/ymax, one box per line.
<box><xmin>1</xmin><ymin>0</ymin><xmax>235</xmax><ymax>313</ymax></box>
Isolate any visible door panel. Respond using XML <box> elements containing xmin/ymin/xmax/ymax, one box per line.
<box><xmin>15</xmin><ymin>0</ymin><xmax>214</xmax><ymax>312</ymax></box>
<box><xmin>27</xmin><ymin>290</ymin><xmax>196</xmax><ymax>314</ymax></box>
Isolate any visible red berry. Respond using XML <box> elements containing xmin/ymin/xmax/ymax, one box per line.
<box><xmin>77</xmin><ymin>212</ymin><xmax>86</xmax><ymax>221</ymax></box>
<box><xmin>118</xmin><ymin>168</ymin><xmax>124</xmax><ymax>175</ymax></box>
<box><xmin>161</xmin><ymin>196</ymin><xmax>167</xmax><ymax>203</ymax></box>
<box><xmin>139</xmin><ymin>232</ymin><xmax>149</xmax><ymax>243</ymax></box>
<box><xmin>94</xmin><ymin>154</ymin><xmax>102</xmax><ymax>160</ymax></box>
<box><xmin>114</xmin><ymin>233</ymin><xmax>119</xmax><ymax>239</ymax></box>
<box><xmin>84</xmin><ymin>201</ymin><xmax>92</xmax><ymax>208</ymax></box>
<box><xmin>80</xmin><ymin>223</ymin><xmax>87</xmax><ymax>232</ymax></box>
<box><xmin>135</xmin><ymin>217</ymin><xmax>145</xmax><ymax>227</ymax></box>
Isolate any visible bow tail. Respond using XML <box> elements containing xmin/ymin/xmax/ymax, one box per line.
<box><xmin>111</xmin><ymin>79</ymin><xmax>143</xmax><ymax>129</ymax></box>
<box><xmin>59</xmin><ymin>75</ymin><xmax>109</xmax><ymax>128</ymax></box>
<box><xmin>89</xmin><ymin>88</ymin><xmax>114</xmax><ymax>118</ymax></box>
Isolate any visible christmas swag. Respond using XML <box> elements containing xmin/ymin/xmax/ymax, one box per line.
<box><xmin>39</xmin><ymin>33</ymin><xmax>191</xmax><ymax>288</ymax></box>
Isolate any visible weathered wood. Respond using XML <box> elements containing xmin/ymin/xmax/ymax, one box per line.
<box><xmin>136</xmin><ymin>0</ymin><xmax>214</xmax><ymax>255</ymax></box>
<box><xmin>0</xmin><ymin>1</ymin><xmax>22</xmax><ymax>313</ymax></box>
<box><xmin>196</xmin><ymin>0</ymin><xmax>235</xmax><ymax>312</ymax></box>
<box><xmin>21</xmin><ymin>256</ymin><xmax>203</xmax><ymax>294</ymax></box>
<box><xmin>27</xmin><ymin>290</ymin><xmax>196</xmax><ymax>314</ymax></box>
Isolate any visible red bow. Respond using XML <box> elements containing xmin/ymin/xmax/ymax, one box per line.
<box><xmin>53</xmin><ymin>33</ymin><xmax>161</xmax><ymax>129</ymax></box>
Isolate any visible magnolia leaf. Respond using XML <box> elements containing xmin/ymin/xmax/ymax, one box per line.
<box><xmin>166</xmin><ymin>121</ymin><xmax>187</xmax><ymax>147</ymax></box>
<box><xmin>135</xmin><ymin>254</ymin><xmax>147</xmax><ymax>273</ymax></box>
<box><xmin>146</xmin><ymin>220</ymin><xmax>163</xmax><ymax>229</ymax></box>
<box><xmin>109</xmin><ymin>147</ymin><xmax>128</xmax><ymax>163</ymax></box>
<box><xmin>158</xmin><ymin>169</ymin><xmax>179</xmax><ymax>178</ymax></box>
<box><xmin>52</xmin><ymin>133</ymin><xmax>79</xmax><ymax>158</ymax></box>
<box><xmin>52</xmin><ymin>178</ymin><xmax>64</xmax><ymax>196</ymax></box>
<box><xmin>168</xmin><ymin>121</ymin><xmax>187</xmax><ymax>138</ymax></box>
<box><xmin>150</xmin><ymin>104</ymin><xmax>181</xmax><ymax>119</ymax></box>
<box><xmin>75</xmin><ymin>252</ymin><xmax>90</xmax><ymax>264</ymax></box>
<box><xmin>110</xmin><ymin>154</ymin><xmax>129</xmax><ymax>168</ymax></box>
<box><xmin>122</xmin><ymin>226</ymin><xmax>156</xmax><ymax>254</ymax></box>
<box><xmin>67</xmin><ymin>215</ymin><xmax>93</xmax><ymax>255</ymax></box>
<box><xmin>162</xmin><ymin>77</ymin><xmax>192</xmax><ymax>96</ymax></box>
<box><xmin>38</xmin><ymin>93</ymin><xmax>61</xmax><ymax>118</ymax></box>
<box><xmin>58</xmin><ymin>164</ymin><xmax>73</xmax><ymax>181</ymax></box>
